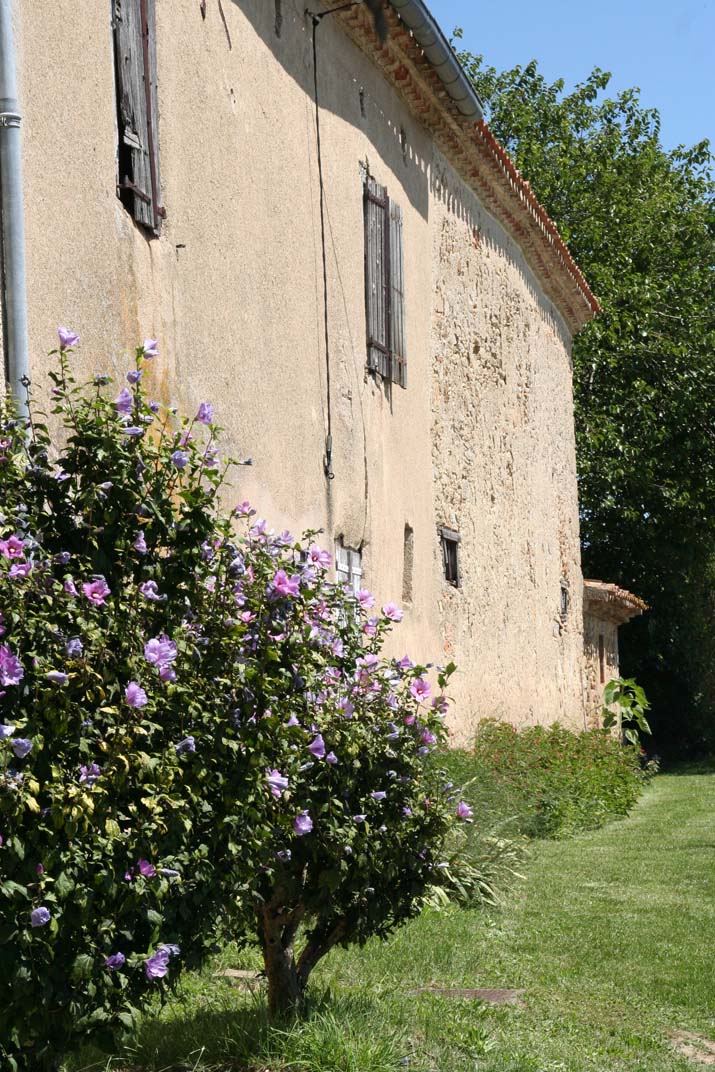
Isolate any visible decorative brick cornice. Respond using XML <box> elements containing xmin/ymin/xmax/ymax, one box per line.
<box><xmin>331</xmin><ymin>2</ymin><xmax>600</xmax><ymax>333</ymax></box>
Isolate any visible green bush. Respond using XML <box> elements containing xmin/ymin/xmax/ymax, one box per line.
<box><xmin>0</xmin><ymin>334</ymin><xmax>471</xmax><ymax>1068</ymax></box>
<box><xmin>441</xmin><ymin>721</ymin><xmax>651</xmax><ymax>842</ymax></box>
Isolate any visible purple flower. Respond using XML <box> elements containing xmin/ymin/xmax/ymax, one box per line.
<box><xmin>63</xmin><ymin>578</ymin><xmax>78</xmax><ymax>597</ymax></box>
<box><xmin>82</xmin><ymin>577</ymin><xmax>110</xmax><ymax>605</ymax></box>
<box><xmin>145</xmin><ymin>948</ymin><xmax>170</xmax><ymax>980</ymax></box>
<box><xmin>397</xmin><ymin>655</ymin><xmax>415</xmax><ymax>670</ymax></box>
<box><xmin>79</xmin><ymin>763</ymin><xmax>101</xmax><ymax>786</ymax></box>
<box><xmin>37</xmin><ymin>863</ymin><xmax>44</xmax><ymax>875</ymax></box>
<box><xmin>140</xmin><ymin>580</ymin><xmax>164</xmax><ymax>602</ymax></box>
<box><xmin>170</xmin><ymin>450</ymin><xmax>189</xmax><ymax>469</ymax></box>
<box><xmin>410</xmin><ymin>678</ymin><xmax>432</xmax><ymax>703</ymax></box>
<box><xmin>9</xmin><ymin>561</ymin><xmax>33</xmax><ymax>578</ymax></box>
<box><xmin>46</xmin><ymin>670</ymin><xmax>69</xmax><ymax>686</ymax></box>
<box><xmin>125</xmin><ymin>681</ymin><xmax>148</xmax><ymax>708</ymax></box>
<box><xmin>142</xmin><ymin>338</ymin><xmax>159</xmax><ymax>358</ymax></box>
<box><xmin>144</xmin><ymin>635</ymin><xmax>177</xmax><ymax>669</ymax></box>
<box><xmin>0</xmin><ymin>724</ymin><xmax>15</xmax><ymax>739</ymax></box>
<box><xmin>371</xmin><ymin>790</ymin><xmax>387</xmax><ymax>801</ymax></box>
<box><xmin>11</xmin><ymin>738</ymin><xmax>31</xmax><ymax>759</ymax></box>
<box><xmin>121</xmin><ymin>426</ymin><xmax>144</xmax><ymax>436</ymax></box>
<box><xmin>235</xmin><ymin>500</ymin><xmax>256</xmax><ymax>518</ymax></box>
<box><xmin>105</xmin><ymin>952</ymin><xmax>126</xmax><ymax>970</ymax></box>
<box><xmin>0</xmin><ymin>535</ymin><xmax>25</xmax><ymax>559</ymax></box>
<box><xmin>402</xmin><ymin>806</ymin><xmax>412</xmax><ymax>817</ymax></box>
<box><xmin>134</xmin><ymin>530</ymin><xmax>148</xmax><ymax>554</ymax></box>
<box><xmin>421</xmin><ymin>729</ymin><xmax>437</xmax><ymax>746</ymax></box>
<box><xmin>160</xmin><ymin>943</ymin><xmax>181</xmax><ymax>957</ymax></box>
<box><xmin>382</xmin><ymin>602</ymin><xmax>403</xmax><ymax>622</ymax></box>
<box><xmin>66</xmin><ymin>637</ymin><xmax>83</xmax><ymax>657</ymax></box>
<box><xmin>294</xmin><ymin>811</ymin><xmax>313</xmax><ymax>836</ymax></box>
<box><xmin>326</xmin><ymin>751</ymin><xmax>338</xmax><ymax>765</ymax></box>
<box><xmin>160</xmin><ymin>868</ymin><xmax>180</xmax><ymax>878</ymax></box>
<box><xmin>272</xmin><ymin>570</ymin><xmax>300</xmax><ymax>598</ymax></box>
<box><xmin>31</xmin><ymin>906</ymin><xmax>51</xmax><ymax>927</ymax></box>
<box><xmin>196</xmin><ymin>402</ymin><xmax>214</xmax><ymax>424</ymax></box>
<box><xmin>267</xmin><ymin>769</ymin><xmax>289</xmax><ymax>797</ymax></box>
<box><xmin>126</xmin><ymin>369</ymin><xmax>143</xmax><ymax>384</ymax></box>
<box><xmin>286</xmin><ymin>714</ymin><xmax>301</xmax><ymax>728</ymax></box>
<box><xmin>115</xmin><ymin>387</ymin><xmax>133</xmax><ymax>416</ymax></box>
<box><xmin>386</xmin><ymin>722</ymin><xmax>400</xmax><ymax>741</ymax></box>
<box><xmin>353</xmin><ymin>814</ymin><xmax>367</xmax><ymax>823</ymax></box>
<box><xmin>58</xmin><ymin>326</ymin><xmax>79</xmax><ymax>350</ymax></box>
<box><xmin>137</xmin><ymin>858</ymin><xmax>157</xmax><ymax>878</ymax></box>
<box><xmin>159</xmin><ymin>665</ymin><xmax>176</xmax><ymax>683</ymax></box>
<box><xmin>307</xmin><ymin>545</ymin><xmax>332</xmax><ymax>569</ymax></box>
<box><xmin>308</xmin><ymin>734</ymin><xmax>326</xmax><ymax>760</ymax></box>
<box><xmin>457</xmin><ymin>801</ymin><xmax>473</xmax><ymax>821</ymax></box>
<box><xmin>357</xmin><ymin>589</ymin><xmax>375</xmax><ymax>610</ymax></box>
<box><xmin>175</xmin><ymin>736</ymin><xmax>195</xmax><ymax>755</ymax></box>
<box><xmin>0</xmin><ymin>645</ymin><xmax>23</xmax><ymax>687</ymax></box>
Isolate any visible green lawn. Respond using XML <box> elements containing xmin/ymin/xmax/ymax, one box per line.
<box><xmin>67</xmin><ymin>769</ymin><xmax>715</xmax><ymax>1071</ymax></box>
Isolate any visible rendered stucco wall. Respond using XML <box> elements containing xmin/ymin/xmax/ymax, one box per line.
<box><xmin>6</xmin><ymin>0</ymin><xmax>586</xmax><ymax>741</ymax></box>
<box><xmin>583</xmin><ymin>615</ymin><xmax>620</xmax><ymax>727</ymax></box>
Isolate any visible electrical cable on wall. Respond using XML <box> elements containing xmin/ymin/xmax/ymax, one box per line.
<box><xmin>307</xmin><ymin>2</ymin><xmax>387</xmax><ymax>481</ymax></box>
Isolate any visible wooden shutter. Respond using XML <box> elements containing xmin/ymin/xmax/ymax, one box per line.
<box><xmin>389</xmin><ymin>200</ymin><xmax>406</xmax><ymax>387</ymax></box>
<box><xmin>364</xmin><ymin>177</ymin><xmax>391</xmax><ymax>379</ymax></box>
<box><xmin>113</xmin><ymin>0</ymin><xmax>161</xmax><ymax>232</ymax></box>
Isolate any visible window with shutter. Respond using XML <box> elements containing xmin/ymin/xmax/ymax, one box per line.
<box><xmin>112</xmin><ymin>0</ymin><xmax>162</xmax><ymax>233</ymax></box>
<box><xmin>363</xmin><ymin>176</ymin><xmax>406</xmax><ymax>387</ymax></box>
<box><xmin>335</xmin><ymin>541</ymin><xmax>363</xmax><ymax>595</ymax></box>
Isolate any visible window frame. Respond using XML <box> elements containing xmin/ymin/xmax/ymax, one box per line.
<box><xmin>363</xmin><ymin>174</ymin><xmax>406</xmax><ymax>387</ymax></box>
<box><xmin>440</xmin><ymin>527</ymin><xmax>461</xmax><ymax>588</ymax></box>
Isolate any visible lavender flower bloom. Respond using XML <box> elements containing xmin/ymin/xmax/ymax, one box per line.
<box><xmin>0</xmin><ymin>724</ymin><xmax>15</xmax><ymax>738</ymax></box>
<box><xmin>457</xmin><ymin>801</ymin><xmax>473</xmax><ymax>821</ymax></box>
<box><xmin>326</xmin><ymin>751</ymin><xmax>338</xmax><ymax>765</ymax></box>
<box><xmin>115</xmin><ymin>387</ymin><xmax>133</xmax><ymax>416</ymax></box>
<box><xmin>353</xmin><ymin>814</ymin><xmax>367</xmax><ymax>823</ymax></box>
<box><xmin>64</xmin><ymin>578</ymin><xmax>78</xmax><ymax>597</ymax></box>
<box><xmin>31</xmin><ymin>906</ymin><xmax>51</xmax><ymax>927</ymax></box>
<box><xmin>421</xmin><ymin>730</ymin><xmax>437</xmax><ymax>746</ymax></box>
<box><xmin>294</xmin><ymin>811</ymin><xmax>313</xmax><ymax>836</ymax></box>
<box><xmin>120</xmin><ymin>425</ymin><xmax>144</xmax><ymax>436</ymax></box>
<box><xmin>137</xmin><ymin>859</ymin><xmax>157</xmax><ymax>878</ymax></box>
<box><xmin>79</xmin><ymin>763</ymin><xmax>101</xmax><ymax>786</ymax></box>
<box><xmin>160</xmin><ymin>868</ymin><xmax>180</xmax><ymax>878</ymax></box>
<box><xmin>286</xmin><ymin>714</ymin><xmax>301</xmax><ymax>728</ymax></box>
<box><xmin>53</xmin><ymin>551</ymin><xmax>71</xmax><ymax>566</ymax></box>
<box><xmin>66</xmin><ymin>637</ymin><xmax>83</xmax><ymax>657</ymax></box>
<box><xmin>46</xmin><ymin>671</ymin><xmax>69</xmax><ymax>686</ymax></box>
<box><xmin>382</xmin><ymin>602</ymin><xmax>404</xmax><ymax>622</ymax></box>
<box><xmin>145</xmin><ymin>948</ymin><xmax>170</xmax><ymax>980</ymax></box>
<box><xmin>134</xmin><ymin>530</ymin><xmax>148</xmax><ymax>554</ymax></box>
<box><xmin>0</xmin><ymin>645</ymin><xmax>23</xmax><ymax>687</ymax></box>
<box><xmin>267</xmin><ymin>769</ymin><xmax>289</xmax><ymax>797</ymax></box>
<box><xmin>410</xmin><ymin>677</ymin><xmax>432</xmax><ymax>703</ymax></box>
<box><xmin>126</xmin><ymin>369</ymin><xmax>143</xmax><ymax>384</ymax></box>
<box><xmin>58</xmin><ymin>326</ymin><xmax>79</xmax><ymax>350</ymax></box>
<box><xmin>105</xmin><ymin>952</ymin><xmax>126</xmax><ymax>970</ymax></box>
<box><xmin>308</xmin><ymin>734</ymin><xmax>326</xmax><ymax>760</ymax></box>
<box><xmin>272</xmin><ymin>569</ymin><xmax>300</xmax><ymax>598</ymax></box>
<box><xmin>160</xmin><ymin>943</ymin><xmax>181</xmax><ymax>957</ymax></box>
<box><xmin>37</xmin><ymin>863</ymin><xmax>44</xmax><ymax>875</ymax></box>
<box><xmin>159</xmin><ymin>665</ymin><xmax>176</xmax><ymax>683</ymax></box>
<box><xmin>0</xmin><ymin>534</ymin><xmax>25</xmax><ymax>559</ymax></box>
<box><xmin>144</xmin><ymin>635</ymin><xmax>177</xmax><ymax>669</ymax></box>
<box><xmin>142</xmin><ymin>338</ymin><xmax>159</xmax><ymax>358</ymax></box>
<box><xmin>371</xmin><ymin>791</ymin><xmax>387</xmax><ymax>801</ymax></box>
<box><xmin>10</xmin><ymin>738</ymin><xmax>31</xmax><ymax>759</ymax></box>
<box><xmin>140</xmin><ymin>580</ymin><xmax>164</xmax><ymax>602</ymax></box>
<box><xmin>8</xmin><ymin>561</ymin><xmax>33</xmax><ymax>579</ymax></box>
<box><xmin>307</xmin><ymin>545</ymin><xmax>332</xmax><ymax>569</ymax></box>
<box><xmin>82</xmin><ymin>577</ymin><xmax>110</xmax><ymax>605</ymax></box>
<box><xmin>357</xmin><ymin>589</ymin><xmax>375</xmax><ymax>610</ymax></box>
<box><xmin>170</xmin><ymin>450</ymin><xmax>189</xmax><ymax>469</ymax></box>
<box><xmin>175</xmin><ymin>737</ymin><xmax>195</xmax><ymax>755</ymax></box>
<box><xmin>125</xmin><ymin>681</ymin><xmax>148</xmax><ymax>708</ymax></box>
<box><xmin>196</xmin><ymin>402</ymin><xmax>214</xmax><ymax>424</ymax></box>
<box><xmin>402</xmin><ymin>806</ymin><xmax>412</xmax><ymax>817</ymax></box>
<box><xmin>386</xmin><ymin>722</ymin><xmax>400</xmax><ymax>741</ymax></box>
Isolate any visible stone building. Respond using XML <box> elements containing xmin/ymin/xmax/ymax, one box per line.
<box><xmin>0</xmin><ymin>0</ymin><xmax>600</xmax><ymax>742</ymax></box>
<box><xmin>582</xmin><ymin>581</ymin><xmax>647</xmax><ymax>726</ymax></box>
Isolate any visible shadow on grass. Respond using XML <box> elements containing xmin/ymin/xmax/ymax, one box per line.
<box><xmin>69</xmin><ymin>989</ymin><xmax>407</xmax><ymax>1072</ymax></box>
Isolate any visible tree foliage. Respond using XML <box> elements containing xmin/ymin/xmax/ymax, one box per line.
<box><xmin>0</xmin><ymin>337</ymin><xmax>473</xmax><ymax>1068</ymax></box>
<box><xmin>456</xmin><ymin>43</ymin><xmax>715</xmax><ymax>750</ymax></box>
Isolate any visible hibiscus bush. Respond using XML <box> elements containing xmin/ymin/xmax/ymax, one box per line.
<box><xmin>0</xmin><ymin>334</ymin><xmax>469</xmax><ymax>1069</ymax></box>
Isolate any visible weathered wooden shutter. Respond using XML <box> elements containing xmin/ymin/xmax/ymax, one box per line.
<box><xmin>389</xmin><ymin>200</ymin><xmax>406</xmax><ymax>387</ymax></box>
<box><xmin>364</xmin><ymin>177</ymin><xmax>391</xmax><ymax>379</ymax></box>
<box><xmin>113</xmin><ymin>0</ymin><xmax>162</xmax><ymax>232</ymax></box>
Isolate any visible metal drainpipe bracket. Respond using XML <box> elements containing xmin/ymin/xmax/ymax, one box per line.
<box><xmin>0</xmin><ymin>112</ymin><xmax>21</xmax><ymax>127</ymax></box>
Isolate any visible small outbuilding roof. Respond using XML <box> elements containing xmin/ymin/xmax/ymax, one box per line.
<box><xmin>583</xmin><ymin>580</ymin><xmax>648</xmax><ymax>625</ymax></box>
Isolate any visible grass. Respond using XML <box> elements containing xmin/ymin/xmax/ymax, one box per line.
<box><xmin>65</xmin><ymin>768</ymin><xmax>715</xmax><ymax>1071</ymax></box>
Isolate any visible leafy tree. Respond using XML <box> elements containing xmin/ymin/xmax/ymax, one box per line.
<box><xmin>455</xmin><ymin>42</ymin><xmax>715</xmax><ymax>751</ymax></box>
<box><xmin>0</xmin><ymin>335</ymin><xmax>474</xmax><ymax>1068</ymax></box>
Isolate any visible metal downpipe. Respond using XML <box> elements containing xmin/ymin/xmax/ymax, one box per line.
<box><xmin>387</xmin><ymin>0</ymin><xmax>484</xmax><ymax>121</ymax></box>
<box><xmin>0</xmin><ymin>0</ymin><xmax>29</xmax><ymax>415</ymax></box>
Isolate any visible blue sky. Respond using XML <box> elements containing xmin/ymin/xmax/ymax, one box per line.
<box><xmin>427</xmin><ymin>0</ymin><xmax>715</xmax><ymax>153</ymax></box>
